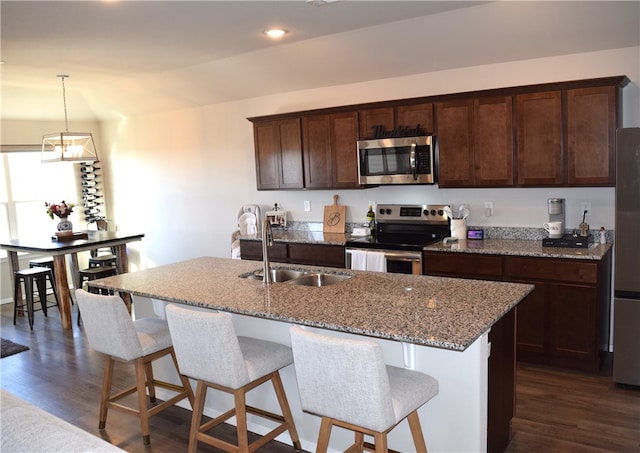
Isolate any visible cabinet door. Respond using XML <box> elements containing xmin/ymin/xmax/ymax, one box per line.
<box><xmin>549</xmin><ymin>283</ymin><xmax>598</xmax><ymax>368</ymax></box>
<box><xmin>516</xmin><ymin>91</ymin><xmax>563</xmax><ymax>185</ymax></box>
<box><xmin>302</xmin><ymin>115</ymin><xmax>332</xmax><ymax>188</ymax></box>
<box><xmin>254</xmin><ymin>119</ymin><xmax>303</xmax><ymax>189</ymax></box>
<box><xmin>330</xmin><ymin>112</ymin><xmax>360</xmax><ymax>188</ymax></box>
<box><xmin>435</xmin><ymin>99</ymin><xmax>474</xmax><ymax>187</ymax></box>
<box><xmin>395</xmin><ymin>103</ymin><xmax>434</xmax><ymax>134</ymax></box>
<box><xmin>515</xmin><ymin>282</ymin><xmax>546</xmax><ymax>358</ymax></box>
<box><xmin>566</xmin><ymin>85</ymin><xmax>617</xmax><ymax>186</ymax></box>
<box><xmin>359</xmin><ymin>107</ymin><xmax>394</xmax><ymax>140</ymax></box>
<box><xmin>473</xmin><ymin>96</ymin><xmax>514</xmax><ymax>187</ymax></box>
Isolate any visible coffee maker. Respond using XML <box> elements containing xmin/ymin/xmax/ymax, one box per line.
<box><xmin>543</xmin><ymin>198</ymin><xmax>591</xmax><ymax>248</ymax></box>
<box><xmin>547</xmin><ymin>198</ymin><xmax>565</xmax><ymax>233</ymax></box>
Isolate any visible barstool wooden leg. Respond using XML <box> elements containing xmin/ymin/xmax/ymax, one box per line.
<box><xmin>189</xmin><ymin>381</ymin><xmax>207</xmax><ymax>453</ymax></box>
<box><xmin>99</xmin><ymin>356</ymin><xmax>114</xmax><ymax>429</ymax></box>
<box><xmin>234</xmin><ymin>389</ymin><xmax>249</xmax><ymax>452</ymax></box>
<box><xmin>316</xmin><ymin>417</ymin><xmax>333</xmax><ymax>453</ymax></box>
<box><xmin>134</xmin><ymin>358</ymin><xmax>151</xmax><ymax>446</ymax></box>
<box><xmin>170</xmin><ymin>350</ymin><xmax>194</xmax><ymax>406</ymax></box>
<box><xmin>373</xmin><ymin>432</ymin><xmax>387</xmax><ymax>453</ymax></box>
<box><xmin>407</xmin><ymin>410</ymin><xmax>428</xmax><ymax>453</ymax></box>
<box><xmin>271</xmin><ymin>371</ymin><xmax>301</xmax><ymax>450</ymax></box>
<box><xmin>144</xmin><ymin>361</ymin><xmax>157</xmax><ymax>403</ymax></box>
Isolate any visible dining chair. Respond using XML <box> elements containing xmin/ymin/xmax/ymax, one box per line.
<box><xmin>75</xmin><ymin>289</ymin><xmax>194</xmax><ymax>446</ymax></box>
<box><xmin>289</xmin><ymin>326</ymin><xmax>439</xmax><ymax>453</ymax></box>
<box><xmin>165</xmin><ymin>304</ymin><xmax>301</xmax><ymax>453</ymax></box>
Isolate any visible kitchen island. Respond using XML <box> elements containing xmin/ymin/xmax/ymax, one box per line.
<box><xmin>90</xmin><ymin>257</ymin><xmax>533</xmax><ymax>452</ymax></box>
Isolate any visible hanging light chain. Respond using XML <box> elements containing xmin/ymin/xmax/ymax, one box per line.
<box><xmin>58</xmin><ymin>74</ymin><xmax>70</xmax><ymax>132</ymax></box>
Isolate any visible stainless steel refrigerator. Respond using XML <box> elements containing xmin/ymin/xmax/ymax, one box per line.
<box><xmin>613</xmin><ymin>127</ymin><xmax>640</xmax><ymax>386</ymax></box>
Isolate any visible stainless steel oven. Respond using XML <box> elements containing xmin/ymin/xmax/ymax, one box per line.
<box><xmin>345</xmin><ymin>247</ymin><xmax>423</xmax><ymax>275</ymax></box>
<box><xmin>345</xmin><ymin>204</ymin><xmax>450</xmax><ymax>275</ymax></box>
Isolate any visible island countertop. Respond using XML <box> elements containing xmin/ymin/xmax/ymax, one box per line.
<box><xmin>90</xmin><ymin>256</ymin><xmax>533</xmax><ymax>351</ymax></box>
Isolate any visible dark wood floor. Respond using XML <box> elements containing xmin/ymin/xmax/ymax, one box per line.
<box><xmin>1</xmin><ymin>303</ymin><xmax>639</xmax><ymax>452</ymax></box>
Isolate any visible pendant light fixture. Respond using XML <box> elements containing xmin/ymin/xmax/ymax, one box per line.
<box><xmin>41</xmin><ymin>75</ymin><xmax>98</xmax><ymax>163</ymax></box>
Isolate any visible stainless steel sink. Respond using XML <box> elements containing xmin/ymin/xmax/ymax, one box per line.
<box><xmin>243</xmin><ymin>268</ymin><xmax>306</xmax><ymax>282</ymax></box>
<box><xmin>286</xmin><ymin>273</ymin><xmax>352</xmax><ymax>287</ymax></box>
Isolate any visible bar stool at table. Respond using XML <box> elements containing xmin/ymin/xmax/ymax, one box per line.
<box><xmin>13</xmin><ymin>267</ymin><xmax>60</xmax><ymax>330</ymax></box>
<box><xmin>165</xmin><ymin>304</ymin><xmax>301</xmax><ymax>453</ymax></box>
<box><xmin>29</xmin><ymin>256</ymin><xmax>74</xmax><ymax>306</ymax></box>
<box><xmin>79</xmin><ymin>266</ymin><xmax>117</xmax><ymax>295</ymax></box>
<box><xmin>289</xmin><ymin>326</ymin><xmax>439</xmax><ymax>453</ymax></box>
<box><xmin>75</xmin><ymin>289</ymin><xmax>194</xmax><ymax>446</ymax></box>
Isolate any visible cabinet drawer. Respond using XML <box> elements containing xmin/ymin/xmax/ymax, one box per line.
<box><xmin>288</xmin><ymin>243</ymin><xmax>345</xmax><ymax>268</ymax></box>
<box><xmin>423</xmin><ymin>252</ymin><xmax>503</xmax><ymax>278</ymax></box>
<box><xmin>239</xmin><ymin>240</ymin><xmax>288</xmax><ymax>262</ymax></box>
<box><xmin>506</xmin><ymin>257</ymin><xmax>597</xmax><ymax>284</ymax></box>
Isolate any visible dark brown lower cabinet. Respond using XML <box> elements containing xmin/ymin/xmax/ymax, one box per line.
<box><xmin>239</xmin><ymin>239</ymin><xmax>345</xmax><ymax>268</ymax></box>
<box><xmin>424</xmin><ymin>249</ymin><xmax>612</xmax><ymax>373</ymax></box>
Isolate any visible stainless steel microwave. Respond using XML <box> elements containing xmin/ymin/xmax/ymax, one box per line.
<box><xmin>357</xmin><ymin>136</ymin><xmax>435</xmax><ymax>185</ymax></box>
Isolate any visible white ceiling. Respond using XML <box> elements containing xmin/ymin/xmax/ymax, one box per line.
<box><xmin>1</xmin><ymin>1</ymin><xmax>638</xmax><ymax>122</ymax></box>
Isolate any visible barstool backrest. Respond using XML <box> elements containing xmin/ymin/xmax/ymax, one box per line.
<box><xmin>76</xmin><ymin>289</ymin><xmax>144</xmax><ymax>361</ymax></box>
<box><xmin>289</xmin><ymin>326</ymin><xmax>396</xmax><ymax>432</ymax></box>
<box><xmin>166</xmin><ymin>304</ymin><xmax>250</xmax><ymax>388</ymax></box>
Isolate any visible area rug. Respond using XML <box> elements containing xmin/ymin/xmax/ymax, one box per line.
<box><xmin>0</xmin><ymin>339</ymin><xmax>30</xmax><ymax>358</ymax></box>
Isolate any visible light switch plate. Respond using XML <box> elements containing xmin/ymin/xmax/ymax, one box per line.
<box><xmin>304</xmin><ymin>200</ymin><xmax>311</xmax><ymax>212</ymax></box>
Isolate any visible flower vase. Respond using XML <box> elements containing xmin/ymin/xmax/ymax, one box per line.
<box><xmin>57</xmin><ymin>216</ymin><xmax>73</xmax><ymax>233</ymax></box>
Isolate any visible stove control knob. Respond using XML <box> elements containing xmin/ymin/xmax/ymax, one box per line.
<box><xmin>423</xmin><ymin>209</ymin><xmax>429</xmax><ymax>216</ymax></box>
<box><xmin>430</xmin><ymin>209</ymin><xmax>437</xmax><ymax>216</ymax></box>
<box><xmin>378</xmin><ymin>208</ymin><xmax>385</xmax><ymax>215</ymax></box>
<box><xmin>385</xmin><ymin>208</ymin><xmax>392</xmax><ymax>215</ymax></box>
<box><xmin>437</xmin><ymin>209</ymin><xmax>444</xmax><ymax>216</ymax></box>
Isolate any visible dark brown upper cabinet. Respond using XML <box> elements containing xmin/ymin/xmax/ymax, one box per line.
<box><xmin>566</xmin><ymin>85</ymin><xmax>617</xmax><ymax>186</ymax></box>
<box><xmin>358</xmin><ymin>107</ymin><xmax>394</xmax><ymax>140</ymax></box>
<box><xmin>249</xmin><ymin>75</ymin><xmax>627</xmax><ymax>190</ymax></box>
<box><xmin>516</xmin><ymin>91</ymin><xmax>564</xmax><ymax>186</ymax></box>
<box><xmin>253</xmin><ymin>119</ymin><xmax>304</xmax><ymax>189</ymax></box>
<box><xmin>395</xmin><ymin>103</ymin><xmax>435</xmax><ymax>134</ymax></box>
<box><xmin>302</xmin><ymin>111</ymin><xmax>360</xmax><ymax>189</ymax></box>
<box><xmin>436</xmin><ymin>96</ymin><xmax>513</xmax><ymax>187</ymax></box>
<box><xmin>359</xmin><ymin>104</ymin><xmax>434</xmax><ymax>140</ymax></box>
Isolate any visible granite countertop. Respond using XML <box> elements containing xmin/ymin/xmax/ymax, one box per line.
<box><xmin>239</xmin><ymin>228</ymin><xmax>612</xmax><ymax>260</ymax></box>
<box><xmin>91</xmin><ymin>257</ymin><xmax>533</xmax><ymax>352</ymax></box>
<box><xmin>423</xmin><ymin>238</ymin><xmax>612</xmax><ymax>260</ymax></box>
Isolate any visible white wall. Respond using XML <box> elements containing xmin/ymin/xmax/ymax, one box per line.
<box><xmin>97</xmin><ymin>47</ymin><xmax>639</xmax><ymax>268</ymax></box>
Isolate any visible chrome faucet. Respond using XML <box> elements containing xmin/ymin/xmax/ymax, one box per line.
<box><xmin>262</xmin><ymin>217</ymin><xmax>273</xmax><ymax>284</ymax></box>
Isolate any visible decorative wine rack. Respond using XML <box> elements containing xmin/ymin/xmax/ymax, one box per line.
<box><xmin>79</xmin><ymin>162</ymin><xmax>105</xmax><ymax>223</ymax></box>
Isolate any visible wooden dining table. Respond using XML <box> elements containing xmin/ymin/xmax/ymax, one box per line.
<box><xmin>1</xmin><ymin>230</ymin><xmax>144</xmax><ymax>330</ymax></box>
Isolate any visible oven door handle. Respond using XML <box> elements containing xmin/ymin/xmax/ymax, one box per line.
<box><xmin>345</xmin><ymin>248</ymin><xmax>422</xmax><ymax>261</ymax></box>
<box><xmin>410</xmin><ymin>142</ymin><xmax>417</xmax><ymax>180</ymax></box>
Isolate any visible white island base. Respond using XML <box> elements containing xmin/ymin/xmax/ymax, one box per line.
<box><xmin>140</xmin><ymin>299</ymin><xmax>492</xmax><ymax>453</ymax></box>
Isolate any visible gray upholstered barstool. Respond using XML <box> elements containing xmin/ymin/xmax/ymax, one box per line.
<box><xmin>13</xmin><ymin>267</ymin><xmax>60</xmax><ymax>330</ymax></box>
<box><xmin>165</xmin><ymin>304</ymin><xmax>301</xmax><ymax>453</ymax></box>
<box><xmin>75</xmin><ymin>289</ymin><xmax>194</xmax><ymax>446</ymax></box>
<box><xmin>289</xmin><ymin>326</ymin><xmax>439</xmax><ymax>453</ymax></box>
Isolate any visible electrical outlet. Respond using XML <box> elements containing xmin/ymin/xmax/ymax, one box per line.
<box><xmin>304</xmin><ymin>200</ymin><xmax>311</xmax><ymax>212</ymax></box>
<box><xmin>484</xmin><ymin>201</ymin><xmax>494</xmax><ymax>217</ymax></box>
<box><xmin>580</xmin><ymin>202</ymin><xmax>591</xmax><ymax>215</ymax></box>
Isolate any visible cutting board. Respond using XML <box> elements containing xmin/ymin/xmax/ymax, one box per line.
<box><xmin>323</xmin><ymin>194</ymin><xmax>346</xmax><ymax>233</ymax></box>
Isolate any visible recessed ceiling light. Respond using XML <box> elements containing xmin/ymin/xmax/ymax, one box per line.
<box><xmin>263</xmin><ymin>29</ymin><xmax>288</xmax><ymax>39</ymax></box>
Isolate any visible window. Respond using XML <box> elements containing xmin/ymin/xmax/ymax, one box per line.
<box><xmin>1</xmin><ymin>150</ymin><xmax>79</xmax><ymax>240</ymax></box>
